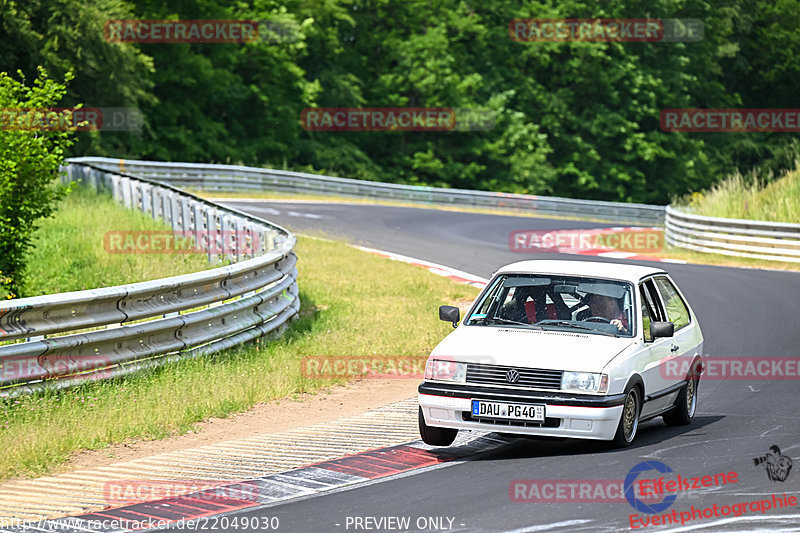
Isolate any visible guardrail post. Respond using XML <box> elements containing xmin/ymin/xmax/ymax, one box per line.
<box><xmin>132</xmin><ymin>182</ymin><xmax>142</xmax><ymax>211</ymax></box>
<box><xmin>180</xmin><ymin>197</ymin><xmax>191</xmax><ymax>235</ymax></box>
<box><xmin>169</xmin><ymin>192</ymin><xmax>180</xmax><ymax>232</ymax></box>
<box><xmin>192</xmin><ymin>201</ymin><xmax>205</xmax><ymax>258</ymax></box>
<box><xmin>204</xmin><ymin>208</ymin><xmax>217</xmax><ymax>264</ymax></box>
<box><xmin>150</xmin><ymin>187</ymin><xmax>160</xmax><ymax>221</ymax></box>
<box><xmin>101</xmin><ymin>168</ymin><xmax>112</xmax><ymax>191</ymax></box>
<box><xmin>142</xmin><ymin>183</ymin><xmax>152</xmax><ymax>216</ymax></box>
<box><xmin>122</xmin><ymin>177</ymin><xmax>133</xmax><ymax>208</ymax></box>
<box><xmin>162</xmin><ymin>191</ymin><xmax>173</xmax><ymax>227</ymax></box>
<box><xmin>160</xmin><ymin>189</ymin><xmax>170</xmax><ymax>223</ymax></box>
<box><xmin>221</xmin><ymin>214</ymin><xmax>235</xmax><ymax>264</ymax></box>
<box><xmin>111</xmin><ymin>174</ymin><xmax>122</xmax><ymax>202</ymax></box>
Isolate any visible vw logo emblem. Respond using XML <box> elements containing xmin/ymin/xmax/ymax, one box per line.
<box><xmin>506</xmin><ymin>369</ymin><xmax>520</xmax><ymax>383</ymax></box>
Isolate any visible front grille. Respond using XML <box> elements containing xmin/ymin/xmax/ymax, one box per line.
<box><xmin>462</xmin><ymin>411</ymin><xmax>561</xmax><ymax>428</ymax></box>
<box><xmin>466</xmin><ymin>363</ymin><xmax>563</xmax><ymax>390</ymax></box>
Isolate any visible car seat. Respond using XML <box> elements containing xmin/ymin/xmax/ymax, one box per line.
<box><xmin>524</xmin><ymin>300</ymin><xmax>557</xmax><ymax>323</ymax></box>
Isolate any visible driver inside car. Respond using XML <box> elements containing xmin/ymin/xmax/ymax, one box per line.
<box><xmin>587</xmin><ymin>293</ymin><xmax>628</xmax><ymax>333</ymax></box>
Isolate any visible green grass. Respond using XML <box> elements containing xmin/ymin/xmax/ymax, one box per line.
<box><xmin>679</xmin><ymin>162</ymin><xmax>800</xmax><ymax>223</ymax></box>
<box><xmin>21</xmin><ymin>186</ymin><xmax>211</xmax><ymax>297</ymax></box>
<box><xmin>0</xmin><ymin>234</ymin><xmax>478</xmax><ymax>480</ymax></box>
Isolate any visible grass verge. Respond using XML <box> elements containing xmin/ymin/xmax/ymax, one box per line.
<box><xmin>678</xmin><ymin>162</ymin><xmax>800</xmax><ymax>223</ymax></box>
<box><xmin>21</xmin><ymin>186</ymin><xmax>211</xmax><ymax>297</ymax></box>
<box><xmin>0</xmin><ymin>235</ymin><xmax>478</xmax><ymax>480</ymax></box>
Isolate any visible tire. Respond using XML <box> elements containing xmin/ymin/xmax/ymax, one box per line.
<box><xmin>663</xmin><ymin>378</ymin><xmax>697</xmax><ymax>426</ymax></box>
<box><xmin>418</xmin><ymin>407</ymin><xmax>457</xmax><ymax>446</ymax></box>
<box><xmin>612</xmin><ymin>387</ymin><xmax>641</xmax><ymax>448</ymax></box>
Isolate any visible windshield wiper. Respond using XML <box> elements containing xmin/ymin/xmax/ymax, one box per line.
<box><xmin>537</xmin><ymin>320</ymin><xmax>617</xmax><ymax>336</ymax></box>
<box><xmin>484</xmin><ymin>317</ymin><xmax>543</xmax><ymax>329</ymax></box>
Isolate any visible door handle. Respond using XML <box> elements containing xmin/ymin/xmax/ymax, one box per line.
<box><xmin>670</xmin><ymin>344</ymin><xmax>679</xmax><ymax>353</ymax></box>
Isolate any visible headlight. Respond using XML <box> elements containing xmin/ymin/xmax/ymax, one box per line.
<box><xmin>561</xmin><ymin>372</ymin><xmax>608</xmax><ymax>393</ymax></box>
<box><xmin>424</xmin><ymin>359</ymin><xmax>467</xmax><ymax>382</ymax></box>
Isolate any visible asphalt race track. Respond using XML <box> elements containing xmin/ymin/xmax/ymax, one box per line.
<box><xmin>165</xmin><ymin>201</ymin><xmax>800</xmax><ymax>532</ymax></box>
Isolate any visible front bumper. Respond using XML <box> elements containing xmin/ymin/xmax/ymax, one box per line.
<box><xmin>418</xmin><ymin>382</ymin><xmax>626</xmax><ymax>441</ymax></box>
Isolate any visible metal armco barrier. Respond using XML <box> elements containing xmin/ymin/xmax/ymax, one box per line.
<box><xmin>0</xmin><ymin>163</ymin><xmax>299</xmax><ymax>397</ymax></box>
<box><xmin>665</xmin><ymin>205</ymin><xmax>800</xmax><ymax>263</ymax></box>
<box><xmin>70</xmin><ymin>157</ymin><xmax>667</xmax><ymax>225</ymax></box>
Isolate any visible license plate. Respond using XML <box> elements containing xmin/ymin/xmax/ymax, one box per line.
<box><xmin>471</xmin><ymin>400</ymin><xmax>545</xmax><ymax>421</ymax></box>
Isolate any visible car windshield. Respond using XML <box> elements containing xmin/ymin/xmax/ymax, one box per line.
<box><xmin>465</xmin><ymin>273</ymin><xmax>635</xmax><ymax>337</ymax></box>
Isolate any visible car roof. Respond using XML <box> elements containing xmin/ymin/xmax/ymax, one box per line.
<box><xmin>494</xmin><ymin>260</ymin><xmax>666</xmax><ymax>283</ymax></box>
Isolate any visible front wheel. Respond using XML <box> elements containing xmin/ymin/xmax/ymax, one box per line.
<box><xmin>663</xmin><ymin>378</ymin><xmax>697</xmax><ymax>426</ymax></box>
<box><xmin>612</xmin><ymin>387</ymin><xmax>641</xmax><ymax>448</ymax></box>
<box><xmin>419</xmin><ymin>407</ymin><xmax>457</xmax><ymax>446</ymax></box>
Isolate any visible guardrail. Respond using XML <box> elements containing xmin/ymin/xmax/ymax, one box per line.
<box><xmin>665</xmin><ymin>205</ymin><xmax>800</xmax><ymax>263</ymax></box>
<box><xmin>0</xmin><ymin>163</ymin><xmax>300</xmax><ymax>397</ymax></box>
<box><xmin>69</xmin><ymin>157</ymin><xmax>666</xmax><ymax>225</ymax></box>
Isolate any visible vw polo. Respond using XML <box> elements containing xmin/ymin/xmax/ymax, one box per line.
<box><xmin>418</xmin><ymin>260</ymin><xmax>703</xmax><ymax>447</ymax></box>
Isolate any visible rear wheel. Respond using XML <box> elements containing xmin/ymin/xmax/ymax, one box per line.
<box><xmin>663</xmin><ymin>378</ymin><xmax>697</xmax><ymax>426</ymax></box>
<box><xmin>612</xmin><ymin>387</ymin><xmax>641</xmax><ymax>448</ymax></box>
<box><xmin>418</xmin><ymin>407</ymin><xmax>458</xmax><ymax>446</ymax></box>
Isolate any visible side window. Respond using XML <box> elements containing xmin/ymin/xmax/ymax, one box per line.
<box><xmin>469</xmin><ymin>276</ymin><xmax>505</xmax><ymax>320</ymax></box>
<box><xmin>640</xmin><ymin>290</ymin><xmax>653</xmax><ymax>342</ymax></box>
<box><xmin>641</xmin><ymin>279</ymin><xmax>667</xmax><ymax>323</ymax></box>
<box><xmin>654</xmin><ymin>277</ymin><xmax>691</xmax><ymax>330</ymax></box>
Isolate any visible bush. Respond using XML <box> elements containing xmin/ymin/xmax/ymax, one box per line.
<box><xmin>0</xmin><ymin>271</ymin><xmax>12</xmax><ymax>299</ymax></box>
<box><xmin>0</xmin><ymin>68</ymin><xmax>77</xmax><ymax>296</ymax></box>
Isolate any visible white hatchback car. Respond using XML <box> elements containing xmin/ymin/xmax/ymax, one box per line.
<box><xmin>418</xmin><ymin>260</ymin><xmax>703</xmax><ymax>447</ymax></box>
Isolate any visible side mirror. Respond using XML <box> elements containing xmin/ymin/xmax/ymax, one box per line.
<box><xmin>650</xmin><ymin>321</ymin><xmax>675</xmax><ymax>339</ymax></box>
<box><xmin>439</xmin><ymin>305</ymin><xmax>460</xmax><ymax>328</ymax></box>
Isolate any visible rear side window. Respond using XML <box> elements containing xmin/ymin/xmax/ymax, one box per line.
<box><xmin>654</xmin><ymin>277</ymin><xmax>691</xmax><ymax>330</ymax></box>
<box><xmin>641</xmin><ymin>279</ymin><xmax>667</xmax><ymax>323</ymax></box>
<box><xmin>640</xmin><ymin>291</ymin><xmax>653</xmax><ymax>342</ymax></box>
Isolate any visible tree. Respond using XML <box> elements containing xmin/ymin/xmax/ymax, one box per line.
<box><xmin>0</xmin><ymin>68</ymin><xmax>76</xmax><ymax>297</ymax></box>
<box><xmin>0</xmin><ymin>0</ymin><xmax>155</xmax><ymax>158</ymax></box>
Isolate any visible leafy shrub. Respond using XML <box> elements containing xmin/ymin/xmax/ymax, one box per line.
<box><xmin>0</xmin><ymin>68</ymin><xmax>77</xmax><ymax>296</ymax></box>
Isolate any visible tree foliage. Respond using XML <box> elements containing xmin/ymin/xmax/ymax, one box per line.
<box><xmin>1</xmin><ymin>0</ymin><xmax>798</xmax><ymax>206</ymax></box>
<box><xmin>0</xmin><ymin>68</ymin><xmax>75</xmax><ymax>296</ymax></box>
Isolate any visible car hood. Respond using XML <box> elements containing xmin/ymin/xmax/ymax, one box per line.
<box><xmin>431</xmin><ymin>325</ymin><xmax>635</xmax><ymax>373</ymax></box>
